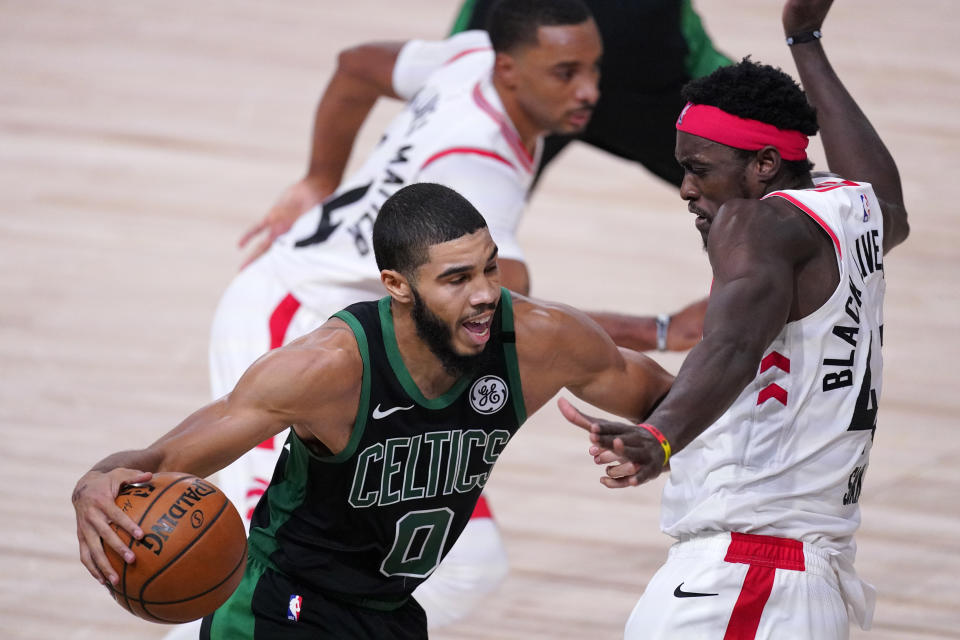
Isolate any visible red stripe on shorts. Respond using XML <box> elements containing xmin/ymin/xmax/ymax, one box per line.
<box><xmin>722</xmin><ymin>532</ymin><xmax>805</xmax><ymax>640</ymax></box>
<box><xmin>269</xmin><ymin>293</ymin><xmax>301</xmax><ymax>350</ymax></box>
<box><xmin>470</xmin><ymin>495</ymin><xmax>493</xmax><ymax>519</ymax></box>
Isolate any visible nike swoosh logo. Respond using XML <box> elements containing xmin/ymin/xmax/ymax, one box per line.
<box><xmin>674</xmin><ymin>582</ymin><xmax>718</xmax><ymax>598</ymax></box>
<box><xmin>371</xmin><ymin>403</ymin><xmax>415</xmax><ymax>420</ymax></box>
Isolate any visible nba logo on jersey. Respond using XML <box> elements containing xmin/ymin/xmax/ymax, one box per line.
<box><xmin>287</xmin><ymin>594</ymin><xmax>302</xmax><ymax>621</ymax></box>
<box><xmin>860</xmin><ymin>193</ymin><xmax>871</xmax><ymax>221</ymax></box>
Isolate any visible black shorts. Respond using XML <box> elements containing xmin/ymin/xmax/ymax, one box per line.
<box><xmin>451</xmin><ymin>0</ymin><xmax>733</xmax><ymax>188</ymax></box>
<box><xmin>201</xmin><ymin>556</ymin><xmax>427</xmax><ymax>640</ymax></box>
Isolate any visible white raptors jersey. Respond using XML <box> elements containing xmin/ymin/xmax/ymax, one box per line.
<box><xmin>661</xmin><ymin>178</ymin><xmax>886</xmax><ymax>565</ymax></box>
<box><xmin>265</xmin><ymin>31</ymin><xmax>540</xmax><ymax>311</ymax></box>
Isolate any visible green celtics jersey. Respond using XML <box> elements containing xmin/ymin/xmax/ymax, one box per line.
<box><xmin>246</xmin><ymin>288</ymin><xmax>525</xmax><ymax>605</ymax></box>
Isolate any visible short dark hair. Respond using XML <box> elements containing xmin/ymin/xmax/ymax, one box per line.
<box><xmin>373</xmin><ymin>183</ymin><xmax>488</xmax><ymax>276</ymax></box>
<box><xmin>487</xmin><ymin>0</ymin><xmax>592</xmax><ymax>54</ymax></box>
<box><xmin>681</xmin><ymin>56</ymin><xmax>820</xmax><ymax>175</ymax></box>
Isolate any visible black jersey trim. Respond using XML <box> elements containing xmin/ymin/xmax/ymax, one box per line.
<box><xmin>324</xmin><ymin>309</ymin><xmax>372</xmax><ymax>463</ymax></box>
<box><xmin>499</xmin><ymin>288</ymin><xmax>527</xmax><ymax>424</ymax></box>
<box><xmin>378</xmin><ymin>296</ymin><xmax>472</xmax><ymax>408</ymax></box>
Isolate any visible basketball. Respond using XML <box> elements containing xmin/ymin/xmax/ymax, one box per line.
<box><xmin>104</xmin><ymin>472</ymin><xmax>247</xmax><ymax>623</ymax></box>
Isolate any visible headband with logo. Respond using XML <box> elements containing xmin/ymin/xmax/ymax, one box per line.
<box><xmin>675</xmin><ymin>102</ymin><xmax>809</xmax><ymax>161</ymax></box>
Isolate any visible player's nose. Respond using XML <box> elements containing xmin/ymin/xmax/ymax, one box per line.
<box><xmin>576</xmin><ymin>76</ymin><xmax>599</xmax><ymax>105</ymax></box>
<box><xmin>679</xmin><ymin>174</ymin><xmax>699</xmax><ymax>201</ymax></box>
<box><xmin>469</xmin><ymin>275</ymin><xmax>499</xmax><ymax>307</ymax></box>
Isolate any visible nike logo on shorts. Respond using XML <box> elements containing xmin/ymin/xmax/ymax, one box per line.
<box><xmin>674</xmin><ymin>582</ymin><xmax>718</xmax><ymax>598</ymax></box>
<box><xmin>371</xmin><ymin>403</ymin><xmax>415</xmax><ymax>419</ymax></box>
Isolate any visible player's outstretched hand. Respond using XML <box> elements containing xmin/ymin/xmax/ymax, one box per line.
<box><xmin>782</xmin><ymin>0</ymin><xmax>833</xmax><ymax>34</ymax></box>
<box><xmin>72</xmin><ymin>468</ymin><xmax>152</xmax><ymax>586</ymax></box>
<box><xmin>558</xmin><ymin>398</ymin><xmax>666</xmax><ymax>488</ymax></box>
<box><xmin>238</xmin><ymin>176</ymin><xmax>329</xmax><ymax>269</ymax></box>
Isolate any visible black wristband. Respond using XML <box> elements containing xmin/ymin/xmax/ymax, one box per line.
<box><xmin>786</xmin><ymin>30</ymin><xmax>822</xmax><ymax>46</ymax></box>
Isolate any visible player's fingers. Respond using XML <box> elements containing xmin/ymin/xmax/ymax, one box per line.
<box><xmin>592</xmin><ymin>449</ymin><xmax>622</xmax><ymax>465</ymax></box>
<box><xmin>604</xmin><ymin>461</ymin><xmax>641</xmax><ymax>479</ymax></box>
<box><xmin>599</xmin><ymin>475</ymin><xmax>635</xmax><ymax>489</ymax></box>
<box><xmin>126</xmin><ymin>470</ymin><xmax>153</xmax><ymax>485</ymax></box>
<box><xmin>557</xmin><ymin>397</ymin><xmax>597</xmax><ymax>432</ymax></box>
<box><xmin>105</xmin><ymin>500</ymin><xmax>144</xmax><ymax>541</ymax></box>
<box><xmin>79</xmin><ymin>517</ymin><xmax>123</xmax><ymax>585</ymax></box>
<box><xmin>95</xmin><ymin>511</ymin><xmax>136</xmax><ymax>563</ymax></box>
<box><xmin>77</xmin><ymin>526</ymin><xmax>106</xmax><ymax>585</ymax></box>
<box><xmin>237</xmin><ymin>220</ymin><xmax>268</xmax><ymax>249</ymax></box>
<box><xmin>591</xmin><ymin>431</ymin><xmax>632</xmax><ymax>452</ymax></box>
<box><xmin>591</xmin><ymin>420</ymin><xmax>638</xmax><ymax>437</ymax></box>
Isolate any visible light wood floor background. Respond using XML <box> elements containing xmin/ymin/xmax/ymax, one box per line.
<box><xmin>2</xmin><ymin>1</ymin><xmax>958</xmax><ymax>638</ymax></box>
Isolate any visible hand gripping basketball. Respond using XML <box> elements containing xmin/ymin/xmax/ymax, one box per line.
<box><xmin>74</xmin><ymin>470</ymin><xmax>247</xmax><ymax>623</ymax></box>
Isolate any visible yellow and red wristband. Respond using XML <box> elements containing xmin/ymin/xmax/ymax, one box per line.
<box><xmin>638</xmin><ymin>423</ymin><xmax>671</xmax><ymax>466</ymax></box>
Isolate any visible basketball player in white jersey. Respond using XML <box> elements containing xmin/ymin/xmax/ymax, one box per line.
<box><xmin>192</xmin><ymin>2</ymin><xmax>623</xmax><ymax>635</ymax></box>
<box><xmin>561</xmin><ymin>0</ymin><xmax>910</xmax><ymax>637</ymax></box>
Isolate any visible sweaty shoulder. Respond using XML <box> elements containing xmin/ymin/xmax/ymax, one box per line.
<box><xmin>510</xmin><ymin>293</ymin><xmax>622</xmax><ymax>412</ymax></box>
<box><xmin>238</xmin><ymin>317</ymin><xmax>363</xmax><ymax>451</ymax></box>
<box><xmin>710</xmin><ymin>196</ymin><xmax>825</xmax><ymax>268</ymax></box>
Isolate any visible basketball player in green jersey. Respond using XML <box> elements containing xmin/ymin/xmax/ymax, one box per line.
<box><xmin>72</xmin><ymin>182</ymin><xmax>673</xmax><ymax>638</ymax></box>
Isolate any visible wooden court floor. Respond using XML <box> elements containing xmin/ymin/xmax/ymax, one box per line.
<box><xmin>1</xmin><ymin>1</ymin><xmax>958</xmax><ymax>638</ymax></box>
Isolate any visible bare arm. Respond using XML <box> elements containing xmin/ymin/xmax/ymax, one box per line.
<box><xmin>498</xmin><ymin>258</ymin><xmax>530</xmax><ymax>296</ymax></box>
<box><xmin>239</xmin><ymin>42</ymin><xmax>405</xmax><ymax>266</ymax></box>
<box><xmin>515</xmin><ymin>297</ymin><xmax>673</xmax><ymax>422</ymax></box>
<box><xmin>562</xmin><ymin>201</ymin><xmax>813</xmax><ymax>486</ymax></box>
<box><xmin>72</xmin><ymin>322</ymin><xmax>361</xmax><ymax>586</ymax></box>
<box><xmin>783</xmin><ymin>0</ymin><xmax>908</xmax><ymax>252</ymax></box>
<box><xmin>588</xmin><ymin>296</ymin><xmax>707</xmax><ymax>352</ymax></box>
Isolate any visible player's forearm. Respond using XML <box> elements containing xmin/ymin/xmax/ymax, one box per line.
<box><xmin>789</xmin><ymin>42</ymin><xmax>903</xmax><ymax>209</ymax></box>
<box><xmin>588</xmin><ymin>297</ymin><xmax>707</xmax><ymax>352</ymax></box>
<box><xmin>497</xmin><ymin>258</ymin><xmax>530</xmax><ymax>296</ymax></box>
<box><xmin>90</xmin><ymin>448</ymin><xmax>166</xmax><ymax>475</ymax></box>
<box><xmin>306</xmin><ymin>43</ymin><xmax>403</xmax><ymax>184</ymax></box>
<box><xmin>645</xmin><ymin>329</ymin><xmax>761</xmax><ymax>451</ymax></box>
<box><xmin>587</xmin><ymin>312</ymin><xmax>658</xmax><ymax>352</ymax></box>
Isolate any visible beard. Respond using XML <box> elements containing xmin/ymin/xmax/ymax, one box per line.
<box><xmin>411</xmin><ymin>287</ymin><xmax>498</xmax><ymax>378</ymax></box>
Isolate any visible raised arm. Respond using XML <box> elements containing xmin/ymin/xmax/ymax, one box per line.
<box><xmin>783</xmin><ymin>0</ymin><xmax>908</xmax><ymax>252</ymax></box>
<box><xmin>239</xmin><ymin>41</ymin><xmax>404</xmax><ymax>266</ymax></box>
<box><xmin>71</xmin><ymin>322</ymin><xmax>362</xmax><ymax>586</ymax></box>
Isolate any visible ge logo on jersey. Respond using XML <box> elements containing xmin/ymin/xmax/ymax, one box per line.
<box><xmin>469</xmin><ymin>375</ymin><xmax>508</xmax><ymax>415</ymax></box>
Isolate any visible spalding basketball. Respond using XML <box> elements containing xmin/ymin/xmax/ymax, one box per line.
<box><xmin>104</xmin><ymin>472</ymin><xmax>247</xmax><ymax>623</ymax></box>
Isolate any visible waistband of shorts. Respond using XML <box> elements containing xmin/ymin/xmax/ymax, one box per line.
<box><xmin>320</xmin><ymin>589</ymin><xmax>411</xmax><ymax>611</ymax></box>
<box><xmin>247</xmin><ymin>549</ymin><xmax>411</xmax><ymax>611</ymax></box>
<box><xmin>669</xmin><ymin>532</ymin><xmax>834</xmax><ymax>578</ymax></box>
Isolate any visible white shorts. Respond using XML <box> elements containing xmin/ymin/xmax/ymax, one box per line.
<box><xmin>625</xmin><ymin>532</ymin><xmax>849</xmax><ymax>640</ymax></box>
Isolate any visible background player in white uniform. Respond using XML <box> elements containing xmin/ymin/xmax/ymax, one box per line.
<box><xmin>198</xmin><ymin>1</ymin><xmax>610</xmax><ymax>634</ymax></box>
<box><xmin>561</xmin><ymin>0</ymin><xmax>910</xmax><ymax>638</ymax></box>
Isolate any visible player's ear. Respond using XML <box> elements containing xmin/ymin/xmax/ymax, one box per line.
<box><xmin>381</xmin><ymin>269</ymin><xmax>413</xmax><ymax>304</ymax></box>
<box><xmin>493</xmin><ymin>52</ymin><xmax>519</xmax><ymax>89</ymax></box>
<box><xmin>755</xmin><ymin>146</ymin><xmax>782</xmax><ymax>184</ymax></box>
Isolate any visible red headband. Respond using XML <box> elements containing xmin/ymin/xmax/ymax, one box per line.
<box><xmin>675</xmin><ymin>102</ymin><xmax>809</xmax><ymax>161</ymax></box>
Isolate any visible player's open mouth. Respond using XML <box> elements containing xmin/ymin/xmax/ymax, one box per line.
<box><xmin>462</xmin><ymin>315</ymin><xmax>493</xmax><ymax>345</ymax></box>
<box><xmin>568</xmin><ymin>108</ymin><xmax>592</xmax><ymax>127</ymax></box>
